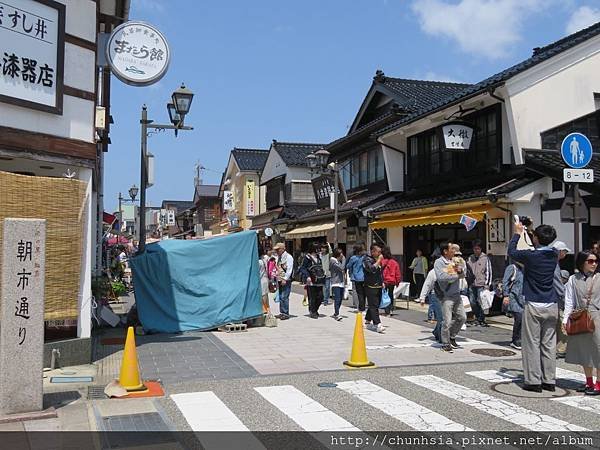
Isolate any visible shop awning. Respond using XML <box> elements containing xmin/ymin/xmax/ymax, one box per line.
<box><xmin>284</xmin><ymin>222</ymin><xmax>336</xmax><ymax>239</ymax></box>
<box><xmin>370</xmin><ymin>203</ymin><xmax>489</xmax><ymax>229</ymax></box>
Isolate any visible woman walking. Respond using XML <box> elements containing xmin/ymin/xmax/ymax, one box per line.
<box><xmin>382</xmin><ymin>246</ymin><xmax>401</xmax><ymax>316</ymax></box>
<box><xmin>409</xmin><ymin>249</ymin><xmax>428</xmax><ymax>300</ymax></box>
<box><xmin>330</xmin><ymin>248</ymin><xmax>346</xmax><ymax>321</ymax></box>
<box><xmin>563</xmin><ymin>250</ymin><xmax>600</xmax><ymax>395</ymax></box>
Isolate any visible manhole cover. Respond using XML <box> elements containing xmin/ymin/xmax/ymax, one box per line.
<box><xmin>492</xmin><ymin>381</ymin><xmax>569</xmax><ymax>398</ymax></box>
<box><xmin>318</xmin><ymin>382</ymin><xmax>338</xmax><ymax>388</ymax></box>
<box><xmin>87</xmin><ymin>385</ymin><xmax>108</xmax><ymax>400</ymax></box>
<box><xmin>471</xmin><ymin>348</ymin><xmax>516</xmax><ymax>357</ymax></box>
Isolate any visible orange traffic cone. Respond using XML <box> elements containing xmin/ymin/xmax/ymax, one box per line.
<box><xmin>118</xmin><ymin>326</ymin><xmax>148</xmax><ymax>392</ymax></box>
<box><xmin>343</xmin><ymin>312</ymin><xmax>375</xmax><ymax>368</ymax></box>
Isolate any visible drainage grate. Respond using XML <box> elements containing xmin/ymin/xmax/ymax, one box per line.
<box><xmin>318</xmin><ymin>382</ymin><xmax>338</xmax><ymax>388</ymax></box>
<box><xmin>87</xmin><ymin>385</ymin><xmax>108</xmax><ymax>400</ymax></box>
<box><xmin>470</xmin><ymin>348</ymin><xmax>516</xmax><ymax>357</ymax></box>
<box><xmin>101</xmin><ymin>413</ymin><xmax>176</xmax><ymax>448</ymax></box>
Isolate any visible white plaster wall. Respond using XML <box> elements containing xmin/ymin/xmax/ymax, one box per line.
<box><xmin>64</xmin><ymin>44</ymin><xmax>96</xmax><ymax>93</ymax></box>
<box><xmin>261</xmin><ymin>150</ymin><xmax>287</xmax><ymax>184</ymax></box>
<box><xmin>542</xmin><ymin>209</ymin><xmax>583</xmax><ymax>253</ymax></box>
<box><xmin>0</xmin><ymin>96</ymin><xmax>94</xmax><ymax>142</ymax></box>
<box><xmin>382</xmin><ymin>145</ymin><xmax>404</xmax><ymax>192</ymax></box>
<box><xmin>61</xmin><ymin>0</ymin><xmax>97</xmax><ymax>43</ymax></box>
<box><xmin>288</xmin><ymin>166</ymin><xmax>312</xmax><ymax>181</ymax></box>
<box><xmin>77</xmin><ymin>168</ymin><xmax>93</xmax><ymax>339</ymax></box>
<box><xmin>507</xmin><ymin>35</ymin><xmax>600</xmax><ymax>153</ymax></box>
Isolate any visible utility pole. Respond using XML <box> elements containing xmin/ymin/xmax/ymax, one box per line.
<box><xmin>573</xmin><ymin>183</ymin><xmax>580</xmax><ymax>254</ymax></box>
<box><xmin>118</xmin><ymin>192</ymin><xmax>123</xmax><ymax>234</ymax></box>
<box><xmin>333</xmin><ymin>161</ymin><xmax>339</xmax><ymax>249</ymax></box>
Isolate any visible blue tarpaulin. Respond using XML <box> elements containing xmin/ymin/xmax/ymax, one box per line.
<box><xmin>130</xmin><ymin>231</ymin><xmax>262</xmax><ymax>333</ymax></box>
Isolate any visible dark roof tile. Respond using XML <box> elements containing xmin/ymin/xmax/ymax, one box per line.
<box><xmin>272</xmin><ymin>141</ymin><xmax>326</xmax><ymax>167</ymax></box>
<box><xmin>231</xmin><ymin>148</ymin><xmax>269</xmax><ymax>171</ymax></box>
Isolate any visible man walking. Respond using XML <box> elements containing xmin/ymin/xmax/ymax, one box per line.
<box><xmin>466</xmin><ymin>239</ymin><xmax>492</xmax><ymax>327</ymax></box>
<box><xmin>434</xmin><ymin>242</ymin><xmax>467</xmax><ymax>353</ymax></box>
<box><xmin>363</xmin><ymin>244</ymin><xmax>385</xmax><ymax>333</ymax></box>
<box><xmin>274</xmin><ymin>243</ymin><xmax>294</xmax><ymax>320</ymax></box>
<box><xmin>321</xmin><ymin>243</ymin><xmax>332</xmax><ymax>306</ymax></box>
<box><xmin>508</xmin><ymin>223</ymin><xmax>559</xmax><ymax>392</ymax></box>
<box><xmin>346</xmin><ymin>244</ymin><xmax>366</xmax><ymax>312</ymax></box>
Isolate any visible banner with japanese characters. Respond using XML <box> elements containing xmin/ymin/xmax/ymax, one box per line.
<box><xmin>246</xmin><ymin>180</ymin><xmax>255</xmax><ymax>217</ymax></box>
<box><xmin>0</xmin><ymin>0</ymin><xmax>65</xmax><ymax>114</ymax></box>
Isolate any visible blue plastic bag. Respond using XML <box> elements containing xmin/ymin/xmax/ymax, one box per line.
<box><xmin>274</xmin><ymin>290</ymin><xmax>280</xmax><ymax>303</ymax></box>
<box><xmin>380</xmin><ymin>288</ymin><xmax>391</xmax><ymax>309</ymax></box>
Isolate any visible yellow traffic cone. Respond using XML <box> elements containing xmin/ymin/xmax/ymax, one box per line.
<box><xmin>343</xmin><ymin>312</ymin><xmax>375</xmax><ymax>368</ymax></box>
<box><xmin>118</xmin><ymin>326</ymin><xmax>148</xmax><ymax>392</ymax></box>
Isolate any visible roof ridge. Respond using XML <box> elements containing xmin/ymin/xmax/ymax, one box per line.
<box><xmin>383</xmin><ymin>77</ymin><xmax>473</xmax><ymax>87</ymax></box>
<box><xmin>272</xmin><ymin>141</ymin><xmax>325</xmax><ymax>146</ymax></box>
<box><xmin>232</xmin><ymin>147</ymin><xmax>268</xmax><ymax>152</ymax></box>
<box><xmin>534</xmin><ymin>20</ymin><xmax>600</xmax><ymax>55</ymax></box>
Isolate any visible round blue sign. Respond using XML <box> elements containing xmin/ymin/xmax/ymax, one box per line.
<box><xmin>561</xmin><ymin>133</ymin><xmax>593</xmax><ymax>169</ymax></box>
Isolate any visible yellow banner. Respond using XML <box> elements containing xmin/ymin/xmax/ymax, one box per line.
<box><xmin>246</xmin><ymin>180</ymin><xmax>255</xmax><ymax>216</ymax></box>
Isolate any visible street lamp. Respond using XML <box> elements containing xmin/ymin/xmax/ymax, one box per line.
<box><xmin>306</xmin><ymin>147</ymin><xmax>341</xmax><ymax>248</ymax></box>
<box><xmin>118</xmin><ymin>184</ymin><xmax>139</xmax><ymax>235</ymax></box>
<box><xmin>138</xmin><ymin>84</ymin><xmax>194</xmax><ymax>253</ymax></box>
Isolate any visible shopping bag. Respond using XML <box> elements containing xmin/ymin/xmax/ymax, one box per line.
<box><xmin>380</xmin><ymin>288</ymin><xmax>391</xmax><ymax>309</ymax></box>
<box><xmin>461</xmin><ymin>294</ymin><xmax>472</xmax><ymax>313</ymax></box>
<box><xmin>274</xmin><ymin>290</ymin><xmax>280</xmax><ymax>303</ymax></box>
<box><xmin>265</xmin><ymin>312</ymin><xmax>278</xmax><ymax>328</ymax></box>
<box><xmin>479</xmin><ymin>289</ymin><xmax>494</xmax><ymax>311</ymax></box>
<box><xmin>516</xmin><ymin>230</ymin><xmax>534</xmax><ymax>251</ymax></box>
<box><xmin>302</xmin><ymin>292</ymin><xmax>308</xmax><ymax>307</ymax></box>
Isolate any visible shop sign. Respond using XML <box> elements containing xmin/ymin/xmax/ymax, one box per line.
<box><xmin>223</xmin><ymin>190</ymin><xmax>234</xmax><ymax>211</ymax></box>
<box><xmin>311</xmin><ymin>173</ymin><xmax>347</xmax><ymax>210</ymax></box>
<box><xmin>0</xmin><ymin>0</ymin><xmax>65</xmax><ymax>114</ymax></box>
<box><xmin>106</xmin><ymin>21</ymin><xmax>170</xmax><ymax>86</ymax></box>
<box><xmin>246</xmin><ymin>180</ymin><xmax>255</xmax><ymax>217</ymax></box>
<box><xmin>438</xmin><ymin>121</ymin><xmax>474</xmax><ymax>152</ymax></box>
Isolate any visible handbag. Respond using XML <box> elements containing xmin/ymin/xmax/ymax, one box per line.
<box><xmin>566</xmin><ymin>275</ymin><xmax>597</xmax><ymax>336</ymax></box>
<box><xmin>380</xmin><ymin>288</ymin><xmax>391</xmax><ymax>309</ymax></box>
<box><xmin>268</xmin><ymin>280</ymin><xmax>278</xmax><ymax>293</ymax></box>
<box><xmin>265</xmin><ymin>312</ymin><xmax>278</xmax><ymax>328</ymax></box>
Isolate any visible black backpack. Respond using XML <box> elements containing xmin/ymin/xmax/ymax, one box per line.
<box><xmin>307</xmin><ymin>255</ymin><xmax>326</xmax><ymax>284</ymax></box>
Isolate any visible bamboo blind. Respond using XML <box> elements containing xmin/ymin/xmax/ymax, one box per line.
<box><xmin>0</xmin><ymin>170</ymin><xmax>88</xmax><ymax>320</ymax></box>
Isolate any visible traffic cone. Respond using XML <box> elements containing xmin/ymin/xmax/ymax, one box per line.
<box><xmin>118</xmin><ymin>326</ymin><xmax>148</xmax><ymax>392</ymax></box>
<box><xmin>343</xmin><ymin>312</ymin><xmax>375</xmax><ymax>368</ymax></box>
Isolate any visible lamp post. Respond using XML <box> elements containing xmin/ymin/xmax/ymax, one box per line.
<box><xmin>118</xmin><ymin>184</ymin><xmax>139</xmax><ymax>235</ymax></box>
<box><xmin>307</xmin><ymin>147</ymin><xmax>340</xmax><ymax>248</ymax></box>
<box><xmin>138</xmin><ymin>83</ymin><xmax>194</xmax><ymax>253</ymax></box>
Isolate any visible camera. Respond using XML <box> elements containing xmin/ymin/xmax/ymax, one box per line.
<box><xmin>519</xmin><ymin>216</ymin><xmax>533</xmax><ymax>228</ymax></box>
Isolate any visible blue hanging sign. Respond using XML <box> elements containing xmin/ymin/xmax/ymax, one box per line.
<box><xmin>561</xmin><ymin>133</ymin><xmax>593</xmax><ymax>169</ymax></box>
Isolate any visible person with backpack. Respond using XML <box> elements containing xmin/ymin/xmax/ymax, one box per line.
<box><xmin>363</xmin><ymin>243</ymin><xmax>386</xmax><ymax>333</ymax></box>
<box><xmin>502</xmin><ymin>261</ymin><xmax>525</xmax><ymax>350</ymax></box>
<box><xmin>466</xmin><ymin>239</ymin><xmax>492</xmax><ymax>327</ymax></box>
<box><xmin>381</xmin><ymin>246</ymin><xmax>401</xmax><ymax>316</ymax></box>
<box><xmin>346</xmin><ymin>244</ymin><xmax>366</xmax><ymax>312</ymax></box>
<box><xmin>299</xmin><ymin>242</ymin><xmax>326</xmax><ymax>319</ymax></box>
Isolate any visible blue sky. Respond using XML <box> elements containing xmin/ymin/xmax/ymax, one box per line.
<box><xmin>105</xmin><ymin>0</ymin><xmax>600</xmax><ymax>212</ymax></box>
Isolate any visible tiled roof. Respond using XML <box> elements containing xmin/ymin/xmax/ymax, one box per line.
<box><xmin>297</xmin><ymin>191</ymin><xmax>394</xmax><ymax>222</ymax></box>
<box><xmin>271</xmin><ymin>204</ymin><xmax>316</xmax><ymax>224</ymax></box>
<box><xmin>231</xmin><ymin>148</ymin><xmax>269</xmax><ymax>171</ymax></box>
<box><xmin>161</xmin><ymin>200</ymin><xmax>195</xmax><ymax>212</ymax></box>
<box><xmin>194</xmin><ymin>184</ymin><xmax>220</xmax><ymax>198</ymax></box>
<box><xmin>379</xmin><ymin>77</ymin><xmax>473</xmax><ymax>113</ymax></box>
<box><xmin>524</xmin><ymin>149</ymin><xmax>600</xmax><ymax>193</ymax></box>
<box><xmin>272</xmin><ymin>141</ymin><xmax>326</xmax><ymax>167</ymax></box>
<box><xmin>376</xmin><ymin>21</ymin><xmax>600</xmax><ymax>137</ymax></box>
<box><xmin>373</xmin><ymin>174</ymin><xmax>540</xmax><ymax>214</ymax></box>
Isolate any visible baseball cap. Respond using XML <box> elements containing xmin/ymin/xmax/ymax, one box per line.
<box><xmin>552</xmin><ymin>241</ymin><xmax>571</xmax><ymax>253</ymax></box>
<box><xmin>273</xmin><ymin>243</ymin><xmax>286</xmax><ymax>251</ymax></box>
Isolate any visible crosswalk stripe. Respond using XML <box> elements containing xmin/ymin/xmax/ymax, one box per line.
<box><xmin>254</xmin><ymin>385</ymin><xmax>359</xmax><ymax>431</ymax></box>
<box><xmin>466</xmin><ymin>368</ymin><xmax>586</xmax><ymax>384</ymax></box>
<box><xmin>336</xmin><ymin>380</ymin><xmax>471</xmax><ymax>431</ymax></box>
<box><xmin>552</xmin><ymin>396</ymin><xmax>600</xmax><ymax>415</ymax></box>
<box><xmin>403</xmin><ymin>375</ymin><xmax>588</xmax><ymax>432</ymax></box>
<box><xmin>170</xmin><ymin>391</ymin><xmax>250</xmax><ymax>431</ymax></box>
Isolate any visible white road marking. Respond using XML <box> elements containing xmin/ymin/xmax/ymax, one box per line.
<box><xmin>367</xmin><ymin>338</ymin><xmax>487</xmax><ymax>350</ymax></box>
<box><xmin>552</xmin><ymin>396</ymin><xmax>600</xmax><ymax>415</ymax></box>
<box><xmin>170</xmin><ymin>391</ymin><xmax>249</xmax><ymax>431</ymax></box>
<box><xmin>336</xmin><ymin>379</ymin><xmax>471</xmax><ymax>431</ymax></box>
<box><xmin>403</xmin><ymin>375</ymin><xmax>588</xmax><ymax>431</ymax></box>
<box><xmin>466</xmin><ymin>368</ymin><xmax>586</xmax><ymax>384</ymax></box>
<box><xmin>254</xmin><ymin>385</ymin><xmax>359</xmax><ymax>431</ymax></box>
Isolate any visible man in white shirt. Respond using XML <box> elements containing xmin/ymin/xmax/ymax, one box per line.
<box><xmin>274</xmin><ymin>243</ymin><xmax>294</xmax><ymax>320</ymax></box>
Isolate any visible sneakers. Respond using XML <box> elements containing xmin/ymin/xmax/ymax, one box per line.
<box><xmin>478</xmin><ymin>321</ymin><xmax>490</xmax><ymax>327</ymax></box>
<box><xmin>541</xmin><ymin>383</ymin><xmax>555</xmax><ymax>392</ymax></box>
<box><xmin>332</xmin><ymin>314</ymin><xmax>342</xmax><ymax>321</ymax></box>
<box><xmin>449</xmin><ymin>338</ymin><xmax>462</xmax><ymax>349</ymax></box>
<box><xmin>522</xmin><ymin>384</ymin><xmax>542</xmax><ymax>393</ymax></box>
<box><xmin>441</xmin><ymin>344</ymin><xmax>454</xmax><ymax>353</ymax></box>
<box><xmin>309</xmin><ymin>313</ymin><xmax>318</xmax><ymax>319</ymax></box>
<box><xmin>510</xmin><ymin>342</ymin><xmax>522</xmax><ymax>350</ymax></box>
<box><xmin>585</xmin><ymin>387</ymin><xmax>600</xmax><ymax>396</ymax></box>
<box><xmin>376</xmin><ymin>323</ymin><xmax>385</xmax><ymax>334</ymax></box>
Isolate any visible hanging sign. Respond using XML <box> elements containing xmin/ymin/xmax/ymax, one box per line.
<box><xmin>106</xmin><ymin>21</ymin><xmax>170</xmax><ymax>86</ymax></box>
<box><xmin>438</xmin><ymin>121</ymin><xmax>474</xmax><ymax>152</ymax></box>
<box><xmin>246</xmin><ymin>180</ymin><xmax>256</xmax><ymax>217</ymax></box>
<box><xmin>0</xmin><ymin>0</ymin><xmax>65</xmax><ymax>114</ymax></box>
<box><xmin>223</xmin><ymin>190</ymin><xmax>234</xmax><ymax>211</ymax></box>
<box><xmin>311</xmin><ymin>173</ymin><xmax>347</xmax><ymax>210</ymax></box>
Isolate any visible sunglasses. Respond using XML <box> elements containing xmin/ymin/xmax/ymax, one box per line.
<box><xmin>586</xmin><ymin>259</ymin><xmax>598</xmax><ymax>264</ymax></box>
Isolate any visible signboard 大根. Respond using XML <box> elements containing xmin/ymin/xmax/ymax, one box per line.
<box><xmin>106</xmin><ymin>21</ymin><xmax>170</xmax><ymax>87</ymax></box>
<box><xmin>438</xmin><ymin>121</ymin><xmax>474</xmax><ymax>152</ymax></box>
<box><xmin>311</xmin><ymin>173</ymin><xmax>347</xmax><ymax>210</ymax></box>
<box><xmin>0</xmin><ymin>0</ymin><xmax>65</xmax><ymax>114</ymax></box>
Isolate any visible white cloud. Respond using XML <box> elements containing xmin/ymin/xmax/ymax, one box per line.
<box><xmin>411</xmin><ymin>0</ymin><xmax>548</xmax><ymax>59</ymax></box>
<box><xmin>421</xmin><ymin>71</ymin><xmax>465</xmax><ymax>83</ymax></box>
<box><xmin>566</xmin><ymin>5</ymin><xmax>600</xmax><ymax>35</ymax></box>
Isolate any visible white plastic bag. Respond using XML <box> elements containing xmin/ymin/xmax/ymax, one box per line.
<box><xmin>479</xmin><ymin>289</ymin><xmax>494</xmax><ymax>311</ymax></box>
<box><xmin>461</xmin><ymin>294</ymin><xmax>472</xmax><ymax>313</ymax></box>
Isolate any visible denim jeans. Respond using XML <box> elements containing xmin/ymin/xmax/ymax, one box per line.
<box><xmin>278</xmin><ymin>281</ymin><xmax>292</xmax><ymax>316</ymax></box>
<box><xmin>323</xmin><ymin>277</ymin><xmax>331</xmax><ymax>304</ymax></box>
<box><xmin>332</xmin><ymin>286</ymin><xmax>344</xmax><ymax>316</ymax></box>
<box><xmin>428</xmin><ymin>291</ymin><xmax>443</xmax><ymax>341</ymax></box>
<box><xmin>469</xmin><ymin>286</ymin><xmax>486</xmax><ymax>323</ymax></box>
<box><xmin>364</xmin><ymin>286</ymin><xmax>382</xmax><ymax>326</ymax></box>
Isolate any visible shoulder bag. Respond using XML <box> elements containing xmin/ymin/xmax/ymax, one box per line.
<box><xmin>566</xmin><ymin>275</ymin><xmax>597</xmax><ymax>336</ymax></box>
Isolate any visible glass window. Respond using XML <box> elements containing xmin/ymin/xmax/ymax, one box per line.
<box><xmin>341</xmin><ymin>160</ymin><xmax>351</xmax><ymax>191</ymax></box>
<box><xmin>291</xmin><ymin>182</ymin><xmax>315</xmax><ymax>203</ymax></box>
<box><xmin>351</xmin><ymin>156</ymin><xmax>359</xmax><ymax>189</ymax></box>
<box><xmin>369</xmin><ymin>150</ymin><xmax>377</xmax><ymax>183</ymax></box>
<box><xmin>430</xmin><ymin>134</ymin><xmax>440</xmax><ymax>175</ymax></box>
<box><xmin>359</xmin><ymin>152</ymin><xmax>368</xmax><ymax>186</ymax></box>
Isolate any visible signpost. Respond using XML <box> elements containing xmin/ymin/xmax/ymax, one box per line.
<box><xmin>561</xmin><ymin>132</ymin><xmax>594</xmax><ymax>253</ymax></box>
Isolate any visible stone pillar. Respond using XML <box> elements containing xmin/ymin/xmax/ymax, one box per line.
<box><xmin>0</xmin><ymin>219</ymin><xmax>46</xmax><ymax>415</ymax></box>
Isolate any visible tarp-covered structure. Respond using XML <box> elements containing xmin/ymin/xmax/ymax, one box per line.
<box><xmin>130</xmin><ymin>231</ymin><xmax>262</xmax><ymax>333</ymax></box>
